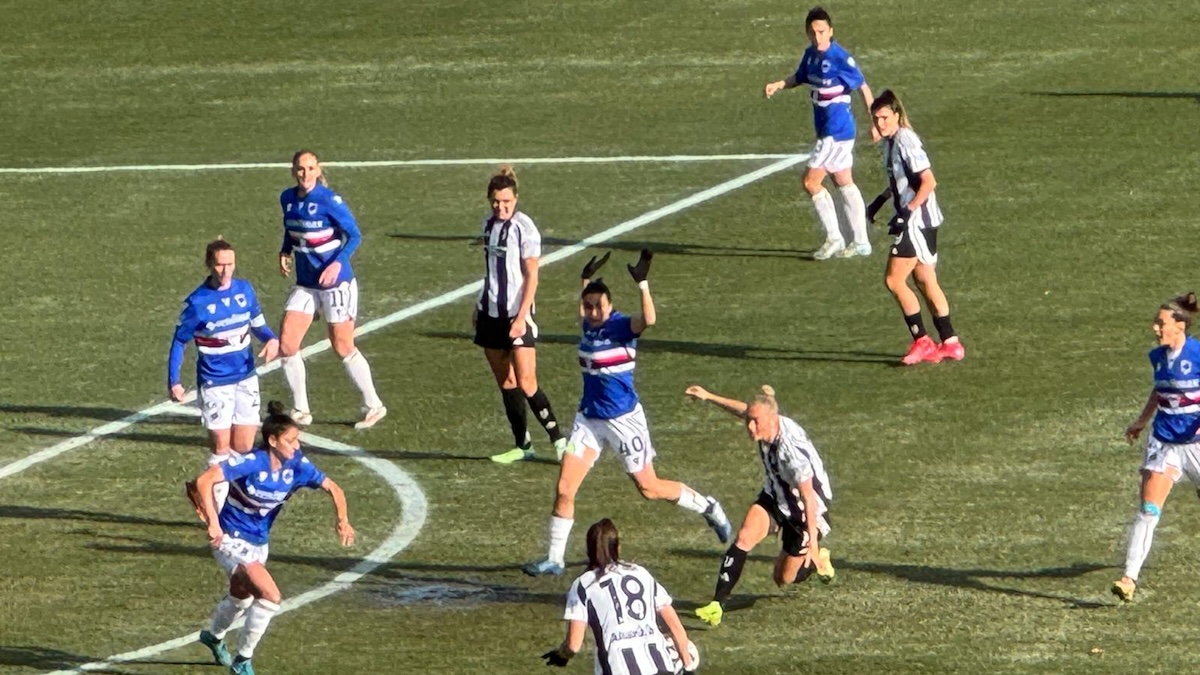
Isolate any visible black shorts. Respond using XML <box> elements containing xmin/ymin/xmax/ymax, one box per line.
<box><xmin>889</xmin><ymin>222</ymin><xmax>938</xmax><ymax>262</ymax></box>
<box><xmin>473</xmin><ymin>313</ymin><xmax>538</xmax><ymax>350</ymax></box>
<box><xmin>754</xmin><ymin>490</ymin><xmax>822</xmax><ymax>557</ymax></box>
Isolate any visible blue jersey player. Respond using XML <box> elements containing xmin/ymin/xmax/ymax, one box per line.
<box><xmin>764</xmin><ymin>6</ymin><xmax>876</xmax><ymax>260</ymax></box>
<box><xmin>170</xmin><ymin>239</ymin><xmax>278</xmax><ymax>517</ymax></box>
<box><xmin>1113</xmin><ymin>293</ymin><xmax>1200</xmax><ymax>603</ymax></box>
<box><xmin>524</xmin><ymin>251</ymin><xmax>731</xmax><ymax>576</ymax></box>
<box><xmin>277</xmin><ymin>150</ymin><xmax>386</xmax><ymax>430</ymax></box>
<box><xmin>191</xmin><ymin>401</ymin><xmax>355</xmax><ymax>675</ymax></box>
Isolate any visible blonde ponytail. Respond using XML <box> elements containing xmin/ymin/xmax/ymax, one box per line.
<box><xmin>748</xmin><ymin>385</ymin><xmax>779</xmax><ymax>413</ymax></box>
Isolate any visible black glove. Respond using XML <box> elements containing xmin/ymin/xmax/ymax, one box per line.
<box><xmin>627</xmin><ymin>249</ymin><xmax>653</xmax><ymax>283</ymax></box>
<box><xmin>541</xmin><ymin>649</ymin><xmax>571</xmax><ymax>667</ymax></box>
<box><xmin>865</xmin><ymin>193</ymin><xmax>890</xmax><ymax>224</ymax></box>
<box><xmin>887</xmin><ymin>207</ymin><xmax>911</xmax><ymax>235</ymax></box>
<box><xmin>581</xmin><ymin>251</ymin><xmax>610</xmax><ymax>280</ymax></box>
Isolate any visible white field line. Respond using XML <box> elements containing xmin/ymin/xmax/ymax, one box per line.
<box><xmin>0</xmin><ymin>153</ymin><xmax>800</xmax><ymax>175</ymax></box>
<box><xmin>0</xmin><ymin>153</ymin><xmax>806</xmax><ymax>482</ymax></box>
<box><xmin>43</xmin><ymin>430</ymin><xmax>429</xmax><ymax>675</ymax></box>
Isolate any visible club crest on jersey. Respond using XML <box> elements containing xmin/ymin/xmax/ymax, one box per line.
<box><xmin>235</xmin><ymin>294</ymin><xmax>247</xmax><ymax>308</ymax></box>
<box><xmin>282</xmin><ymin>469</ymin><xmax>294</xmax><ymax>484</ymax></box>
<box><xmin>820</xmin><ymin>60</ymin><xmax>831</xmax><ymax>73</ymax></box>
<box><xmin>1182</xmin><ymin>360</ymin><xmax>1193</xmax><ymax>375</ymax></box>
<box><xmin>307</xmin><ymin>203</ymin><xmax>318</xmax><ymax>215</ymax></box>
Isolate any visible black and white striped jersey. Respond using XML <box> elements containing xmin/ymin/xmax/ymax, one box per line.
<box><xmin>883</xmin><ymin>127</ymin><xmax>943</xmax><ymax>229</ymax></box>
<box><xmin>564</xmin><ymin>563</ymin><xmax>674</xmax><ymax>675</ymax></box>
<box><xmin>758</xmin><ymin>415</ymin><xmax>832</xmax><ymax>528</ymax></box>
<box><xmin>476</xmin><ymin>211</ymin><xmax>541</xmax><ymax>319</ymax></box>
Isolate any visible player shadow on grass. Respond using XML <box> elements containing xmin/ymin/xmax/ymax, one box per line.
<box><xmin>672</xmin><ymin>548</ymin><xmax>1109</xmax><ymax>609</ymax></box>
<box><xmin>0</xmin><ymin>504</ymin><xmax>197</xmax><ymax>529</ymax></box>
<box><xmin>0</xmin><ymin>644</ymin><xmax>226</xmax><ymax>672</ymax></box>
<box><xmin>1031</xmin><ymin>91</ymin><xmax>1200</xmax><ymax>104</ymax></box>
<box><xmin>386</xmin><ymin>232</ymin><xmax>807</xmax><ymax>259</ymax></box>
<box><xmin>423</xmin><ymin>331</ymin><xmax>897</xmax><ymax>365</ymax></box>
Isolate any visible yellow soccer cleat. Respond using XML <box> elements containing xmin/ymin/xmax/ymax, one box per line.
<box><xmin>1111</xmin><ymin>578</ymin><xmax>1136</xmax><ymax>603</ymax></box>
<box><xmin>695</xmin><ymin>601</ymin><xmax>723</xmax><ymax>627</ymax></box>
<box><xmin>815</xmin><ymin>548</ymin><xmax>836</xmax><ymax>584</ymax></box>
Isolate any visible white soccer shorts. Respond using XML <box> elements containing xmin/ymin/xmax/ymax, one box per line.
<box><xmin>213</xmin><ymin>534</ymin><xmax>270</xmax><ymax>575</ymax></box>
<box><xmin>807</xmin><ymin>137</ymin><xmax>855</xmax><ymax>173</ymax></box>
<box><xmin>568</xmin><ymin>404</ymin><xmax>657</xmax><ymax>474</ymax></box>
<box><xmin>198</xmin><ymin>377</ymin><xmax>261</xmax><ymax>431</ymax></box>
<box><xmin>1142</xmin><ymin>436</ymin><xmax>1200</xmax><ymax>485</ymax></box>
<box><xmin>285</xmin><ymin>278</ymin><xmax>359</xmax><ymax>324</ymax></box>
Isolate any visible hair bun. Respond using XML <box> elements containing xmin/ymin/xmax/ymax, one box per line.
<box><xmin>1185</xmin><ymin>292</ymin><xmax>1199</xmax><ymax>313</ymax></box>
<box><xmin>266</xmin><ymin>400</ymin><xmax>288</xmax><ymax>416</ymax></box>
<box><xmin>760</xmin><ymin>385</ymin><xmax>775</xmax><ymax>397</ymax></box>
<box><xmin>498</xmin><ymin>164</ymin><xmax>516</xmax><ymax>178</ymax></box>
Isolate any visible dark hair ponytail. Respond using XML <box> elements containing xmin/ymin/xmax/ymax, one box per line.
<box><xmin>1164</xmin><ymin>292</ymin><xmax>1199</xmax><ymax>328</ymax></box>
<box><xmin>261</xmin><ymin>401</ymin><xmax>298</xmax><ymax>447</ymax></box>
<box><xmin>586</xmin><ymin>518</ymin><xmax>621</xmax><ymax>572</ymax></box>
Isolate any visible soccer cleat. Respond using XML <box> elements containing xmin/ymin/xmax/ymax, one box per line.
<box><xmin>290</xmin><ymin>409</ymin><xmax>313</xmax><ymax>426</ymax></box>
<box><xmin>835</xmin><ymin>242</ymin><xmax>872</xmax><ymax>258</ymax></box>
<box><xmin>199</xmin><ymin>630</ymin><xmax>232</xmax><ymax>667</ymax></box>
<box><xmin>695</xmin><ymin>601</ymin><xmax>724</xmax><ymax>627</ymax></box>
<box><xmin>1111</xmin><ymin>578</ymin><xmax>1136</xmax><ymax>603</ymax></box>
<box><xmin>812</xmin><ymin>239</ymin><xmax>847</xmax><ymax>261</ymax></box>
<box><xmin>815</xmin><ymin>548</ymin><xmax>836</xmax><ymax>584</ymax></box>
<box><xmin>230</xmin><ymin>655</ymin><xmax>255</xmax><ymax>675</ymax></box>
<box><xmin>901</xmin><ymin>335</ymin><xmax>941</xmax><ymax>366</ymax></box>
<box><xmin>522</xmin><ymin>559</ymin><xmax>565</xmax><ymax>577</ymax></box>
<box><xmin>185</xmin><ymin>480</ymin><xmax>205</xmax><ymax>523</ymax></box>
<box><xmin>354</xmin><ymin>405</ymin><xmax>388</xmax><ymax>430</ymax></box>
<box><xmin>939</xmin><ymin>339</ymin><xmax>965</xmax><ymax>362</ymax></box>
<box><xmin>553</xmin><ymin>438</ymin><xmax>573</xmax><ymax>463</ymax></box>
<box><xmin>491</xmin><ymin>446</ymin><xmax>535</xmax><ymax>464</ymax></box>
<box><xmin>703</xmin><ymin>498</ymin><xmax>732</xmax><ymax>544</ymax></box>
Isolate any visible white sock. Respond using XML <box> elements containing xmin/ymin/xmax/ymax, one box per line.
<box><xmin>1124</xmin><ymin>509</ymin><xmax>1160</xmax><ymax>581</ymax></box>
<box><xmin>811</xmin><ymin>189</ymin><xmax>842</xmax><ymax>243</ymax></box>
<box><xmin>209</xmin><ymin>595</ymin><xmax>253</xmax><ymax>640</ymax></box>
<box><xmin>675</xmin><ymin>486</ymin><xmax>709</xmax><ymax>515</ymax></box>
<box><xmin>547</xmin><ymin>516</ymin><xmax>574</xmax><ymax>566</ymax></box>
<box><xmin>839</xmin><ymin>183</ymin><xmax>869</xmax><ymax>246</ymax></box>
<box><xmin>342</xmin><ymin>350</ymin><xmax>383</xmax><ymax>409</ymax></box>
<box><xmin>282</xmin><ymin>355</ymin><xmax>310</xmax><ymax>413</ymax></box>
<box><xmin>207</xmin><ymin>452</ymin><xmax>231</xmax><ymax>512</ymax></box>
<box><xmin>236</xmin><ymin>597</ymin><xmax>281</xmax><ymax>659</ymax></box>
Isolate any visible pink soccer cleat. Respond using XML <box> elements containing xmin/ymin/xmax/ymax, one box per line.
<box><xmin>939</xmin><ymin>339</ymin><xmax>965</xmax><ymax>362</ymax></box>
<box><xmin>901</xmin><ymin>335</ymin><xmax>942</xmax><ymax>366</ymax></box>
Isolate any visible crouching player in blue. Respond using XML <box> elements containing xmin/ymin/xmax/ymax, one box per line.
<box><xmin>169</xmin><ymin>238</ymin><xmax>279</xmax><ymax>517</ymax></box>
<box><xmin>524</xmin><ymin>251</ymin><xmax>731</xmax><ymax>576</ymax></box>
<box><xmin>190</xmin><ymin>401</ymin><xmax>355</xmax><ymax>674</ymax></box>
<box><xmin>1113</xmin><ymin>293</ymin><xmax>1200</xmax><ymax>602</ymax></box>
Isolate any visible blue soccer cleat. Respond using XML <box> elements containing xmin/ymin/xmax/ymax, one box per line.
<box><xmin>198</xmin><ymin>630</ymin><xmax>232</xmax><ymax>667</ymax></box>
<box><xmin>522</xmin><ymin>559</ymin><xmax>565</xmax><ymax>577</ymax></box>
<box><xmin>230</xmin><ymin>655</ymin><xmax>255</xmax><ymax>675</ymax></box>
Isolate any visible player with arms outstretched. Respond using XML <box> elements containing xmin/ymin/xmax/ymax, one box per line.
<box><xmin>541</xmin><ymin>518</ymin><xmax>698</xmax><ymax>675</ymax></box>
<box><xmin>169</xmin><ymin>238</ymin><xmax>278</xmax><ymax>517</ymax></box>
<box><xmin>190</xmin><ymin>401</ymin><xmax>355</xmax><ymax>675</ymax></box>
<box><xmin>687</xmin><ymin>385</ymin><xmax>834</xmax><ymax>627</ymax></box>
<box><xmin>524</xmin><ymin>251</ymin><xmax>730</xmax><ymax>576</ymax></box>
<box><xmin>764</xmin><ymin>6</ymin><xmax>875</xmax><ymax>260</ymax></box>
<box><xmin>277</xmin><ymin>149</ymin><xmax>386</xmax><ymax>429</ymax></box>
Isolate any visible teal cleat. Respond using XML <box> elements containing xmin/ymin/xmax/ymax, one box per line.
<box><xmin>522</xmin><ymin>559</ymin><xmax>565</xmax><ymax>577</ymax></box>
<box><xmin>230</xmin><ymin>655</ymin><xmax>255</xmax><ymax>675</ymax></box>
<box><xmin>553</xmin><ymin>438</ymin><xmax>573</xmax><ymax>463</ymax></box>
<box><xmin>198</xmin><ymin>630</ymin><xmax>232</xmax><ymax>667</ymax></box>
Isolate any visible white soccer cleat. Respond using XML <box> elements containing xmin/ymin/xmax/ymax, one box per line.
<box><xmin>835</xmin><ymin>242</ymin><xmax>872</xmax><ymax>258</ymax></box>
<box><xmin>291</xmin><ymin>409</ymin><xmax>313</xmax><ymax>426</ymax></box>
<box><xmin>354</xmin><ymin>405</ymin><xmax>387</xmax><ymax>430</ymax></box>
<box><xmin>812</xmin><ymin>239</ymin><xmax>846</xmax><ymax>261</ymax></box>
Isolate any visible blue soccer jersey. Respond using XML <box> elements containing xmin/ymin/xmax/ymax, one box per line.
<box><xmin>280</xmin><ymin>184</ymin><xmax>361</xmax><ymax>289</ymax></box>
<box><xmin>792</xmin><ymin>41</ymin><xmax>865</xmax><ymax>142</ymax></box>
<box><xmin>1150</xmin><ymin>336</ymin><xmax>1200</xmax><ymax>444</ymax></box>
<box><xmin>168</xmin><ymin>278</ymin><xmax>276</xmax><ymax>389</ymax></box>
<box><xmin>218</xmin><ymin>449</ymin><xmax>327</xmax><ymax>545</ymax></box>
<box><xmin>578</xmin><ymin>312</ymin><xmax>641</xmax><ymax>420</ymax></box>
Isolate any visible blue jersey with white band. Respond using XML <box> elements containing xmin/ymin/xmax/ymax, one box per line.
<box><xmin>578</xmin><ymin>311</ymin><xmax>640</xmax><ymax>420</ymax></box>
<box><xmin>218</xmin><ymin>449</ymin><xmax>327</xmax><ymax>545</ymax></box>
<box><xmin>793</xmin><ymin>41</ymin><xmax>864</xmax><ymax>142</ymax></box>
<box><xmin>280</xmin><ymin>184</ymin><xmax>361</xmax><ymax>289</ymax></box>
<box><xmin>1150</xmin><ymin>336</ymin><xmax>1200</xmax><ymax>444</ymax></box>
<box><xmin>168</xmin><ymin>278</ymin><xmax>275</xmax><ymax>389</ymax></box>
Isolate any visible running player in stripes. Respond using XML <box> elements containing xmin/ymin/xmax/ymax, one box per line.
<box><xmin>764</xmin><ymin>6</ymin><xmax>875</xmax><ymax>261</ymax></box>
<box><xmin>1112</xmin><ymin>293</ymin><xmax>1200</xmax><ymax>602</ymax></box>
<box><xmin>541</xmin><ymin>518</ymin><xmax>698</xmax><ymax>675</ymax></box>
<box><xmin>686</xmin><ymin>384</ymin><xmax>834</xmax><ymax>627</ymax></box>
<box><xmin>523</xmin><ymin>251</ymin><xmax>731</xmax><ymax>576</ymax></box>
<box><xmin>865</xmin><ymin>90</ymin><xmax>964</xmax><ymax>365</ymax></box>
<box><xmin>277</xmin><ymin>150</ymin><xmax>386</xmax><ymax>429</ymax></box>
<box><xmin>191</xmin><ymin>401</ymin><xmax>355</xmax><ymax>675</ymax></box>
<box><xmin>473</xmin><ymin>166</ymin><xmax>571</xmax><ymax>464</ymax></box>
<box><xmin>169</xmin><ymin>238</ymin><xmax>278</xmax><ymax>517</ymax></box>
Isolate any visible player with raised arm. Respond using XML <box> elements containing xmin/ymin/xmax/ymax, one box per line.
<box><xmin>191</xmin><ymin>401</ymin><xmax>355</xmax><ymax>675</ymax></box>
<box><xmin>473</xmin><ymin>166</ymin><xmax>572</xmax><ymax>464</ymax></box>
<box><xmin>277</xmin><ymin>149</ymin><xmax>386</xmax><ymax>429</ymax></box>
<box><xmin>541</xmin><ymin>518</ymin><xmax>698</xmax><ymax>675</ymax></box>
<box><xmin>523</xmin><ymin>251</ymin><xmax>731</xmax><ymax>577</ymax></box>
<box><xmin>169</xmin><ymin>238</ymin><xmax>278</xmax><ymax>518</ymax></box>
<box><xmin>687</xmin><ymin>384</ymin><xmax>834</xmax><ymax>628</ymax></box>
<box><xmin>1112</xmin><ymin>293</ymin><xmax>1200</xmax><ymax>602</ymax></box>
<box><xmin>864</xmin><ymin>90</ymin><xmax>964</xmax><ymax>365</ymax></box>
<box><xmin>764</xmin><ymin>6</ymin><xmax>875</xmax><ymax>260</ymax></box>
